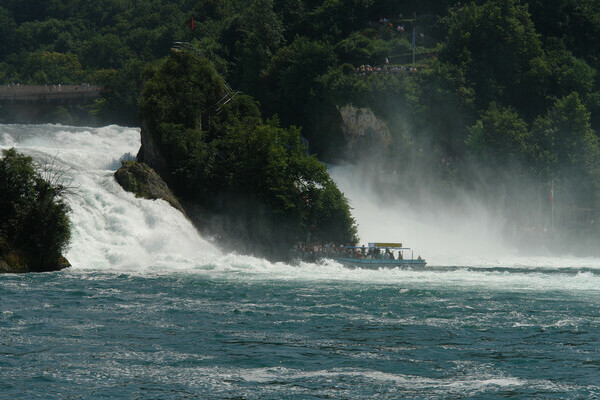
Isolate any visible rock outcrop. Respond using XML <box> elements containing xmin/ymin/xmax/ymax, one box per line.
<box><xmin>0</xmin><ymin>252</ymin><xmax>28</xmax><ymax>273</ymax></box>
<box><xmin>114</xmin><ymin>160</ymin><xmax>185</xmax><ymax>215</ymax></box>
<box><xmin>0</xmin><ymin>247</ymin><xmax>70</xmax><ymax>273</ymax></box>
<box><xmin>136</xmin><ymin>120</ymin><xmax>170</xmax><ymax>179</ymax></box>
<box><xmin>338</xmin><ymin>105</ymin><xmax>392</xmax><ymax>159</ymax></box>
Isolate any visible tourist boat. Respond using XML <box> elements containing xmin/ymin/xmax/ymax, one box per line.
<box><xmin>293</xmin><ymin>242</ymin><xmax>426</xmax><ymax>269</ymax></box>
<box><xmin>331</xmin><ymin>242</ymin><xmax>426</xmax><ymax>269</ymax></box>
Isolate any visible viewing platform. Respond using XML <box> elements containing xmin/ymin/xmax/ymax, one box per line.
<box><xmin>0</xmin><ymin>84</ymin><xmax>103</xmax><ymax>104</ymax></box>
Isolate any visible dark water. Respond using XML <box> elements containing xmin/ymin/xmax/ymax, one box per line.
<box><xmin>2</xmin><ymin>269</ymin><xmax>600</xmax><ymax>399</ymax></box>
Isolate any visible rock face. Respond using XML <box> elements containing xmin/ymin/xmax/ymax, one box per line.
<box><xmin>338</xmin><ymin>105</ymin><xmax>392</xmax><ymax>159</ymax></box>
<box><xmin>114</xmin><ymin>160</ymin><xmax>186</xmax><ymax>214</ymax></box>
<box><xmin>136</xmin><ymin>120</ymin><xmax>170</xmax><ymax>178</ymax></box>
<box><xmin>0</xmin><ymin>249</ymin><xmax>70</xmax><ymax>273</ymax></box>
<box><xmin>0</xmin><ymin>252</ymin><xmax>28</xmax><ymax>273</ymax></box>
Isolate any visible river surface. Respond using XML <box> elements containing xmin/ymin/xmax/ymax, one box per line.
<box><xmin>1</xmin><ymin>124</ymin><xmax>600</xmax><ymax>399</ymax></box>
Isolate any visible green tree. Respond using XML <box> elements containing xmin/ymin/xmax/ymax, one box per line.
<box><xmin>0</xmin><ymin>7</ymin><xmax>17</xmax><ymax>58</ymax></box>
<box><xmin>0</xmin><ymin>149</ymin><xmax>71</xmax><ymax>271</ymax></box>
<box><xmin>335</xmin><ymin>32</ymin><xmax>399</xmax><ymax>66</ymax></box>
<box><xmin>558</xmin><ymin>0</ymin><xmax>600</xmax><ymax>69</ymax></box>
<box><xmin>310</xmin><ymin>0</ymin><xmax>375</xmax><ymax>40</ymax></box>
<box><xmin>80</xmin><ymin>34</ymin><xmax>131</xmax><ymax>69</ymax></box>
<box><xmin>96</xmin><ymin>58</ymin><xmax>146</xmax><ymax>125</ymax></box>
<box><xmin>273</xmin><ymin>0</ymin><xmax>307</xmax><ymax>40</ymax></box>
<box><xmin>531</xmin><ymin>92</ymin><xmax>600</xmax><ymax>206</ymax></box>
<box><xmin>193</xmin><ymin>0</ymin><xmax>226</xmax><ymax>20</ymax></box>
<box><xmin>2</xmin><ymin>0</ymin><xmax>49</xmax><ymax>23</ymax></box>
<box><xmin>227</xmin><ymin>0</ymin><xmax>284</xmax><ymax>95</ymax></box>
<box><xmin>467</xmin><ymin>103</ymin><xmax>532</xmax><ymax>168</ymax></box>
<box><xmin>263</xmin><ymin>37</ymin><xmax>337</xmax><ymax>127</ymax></box>
<box><xmin>556</xmin><ymin>55</ymin><xmax>596</xmax><ymax>98</ymax></box>
<box><xmin>2</xmin><ymin>50</ymin><xmax>84</xmax><ymax>84</ymax></box>
<box><xmin>139</xmin><ymin>50</ymin><xmax>224</xmax><ymax>131</ymax></box>
<box><xmin>440</xmin><ymin>0</ymin><xmax>546</xmax><ymax>115</ymax></box>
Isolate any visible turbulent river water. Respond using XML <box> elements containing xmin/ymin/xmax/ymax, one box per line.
<box><xmin>1</xmin><ymin>124</ymin><xmax>600</xmax><ymax>399</ymax></box>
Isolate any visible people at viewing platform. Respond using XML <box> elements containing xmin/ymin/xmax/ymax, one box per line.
<box><xmin>356</xmin><ymin>64</ymin><xmax>422</xmax><ymax>75</ymax></box>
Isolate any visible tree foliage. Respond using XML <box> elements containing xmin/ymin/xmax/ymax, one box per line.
<box><xmin>531</xmin><ymin>93</ymin><xmax>600</xmax><ymax>206</ymax></box>
<box><xmin>467</xmin><ymin>104</ymin><xmax>532</xmax><ymax>169</ymax></box>
<box><xmin>139</xmin><ymin>51</ymin><xmax>357</xmax><ymax>256</ymax></box>
<box><xmin>440</xmin><ymin>0</ymin><xmax>546</xmax><ymax>113</ymax></box>
<box><xmin>0</xmin><ymin>149</ymin><xmax>71</xmax><ymax>271</ymax></box>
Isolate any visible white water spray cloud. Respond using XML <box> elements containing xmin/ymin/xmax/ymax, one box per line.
<box><xmin>328</xmin><ymin>164</ymin><xmax>600</xmax><ymax>270</ymax></box>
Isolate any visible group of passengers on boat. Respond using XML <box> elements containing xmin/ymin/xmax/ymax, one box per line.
<box><xmin>292</xmin><ymin>242</ymin><xmax>404</xmax><ymax>262</ymax></box>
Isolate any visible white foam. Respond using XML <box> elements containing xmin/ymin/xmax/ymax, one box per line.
<box><xmin>229</xmin><ymin>366</ymin><xmax>537</xmax><ymax>395</ymax></box>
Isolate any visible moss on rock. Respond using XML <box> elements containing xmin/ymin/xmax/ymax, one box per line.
<box><xmin>0</xmin><ymin>237</ymin><xmax>70</xmax><ymax>273</ymax></box>
<box><xmin>114</xmin><ymin>160</ymin><xmax>185</xmax><ymax>214</ymax></box>
<box><xmin>0</xmin><ymin>250</ymin><xmax>28</xmax><ymax>273</ymax></box>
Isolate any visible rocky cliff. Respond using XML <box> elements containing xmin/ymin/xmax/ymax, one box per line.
<box><xmin>114</xmin><ymin>160</ymin><xmax>185</xmax><ymax>215</ymax></box>
<box><xmin>338</xmin><ymin>105</ymin><xmax>392</xmax><ymax>159</ymax></box>
<box><xmin>0</xmin><ymin>243</ymin><xmax>70</xmax><ymax>273</ymax></box>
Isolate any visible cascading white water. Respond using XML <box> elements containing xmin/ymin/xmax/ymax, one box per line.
<box><xmin>0</xmin><ymin>124</ymin><xmax>221</xmax><ymax>273</ymax></box>
<box><xmin>2</xmin><ymin>124</ymin><xmax>600</xmax><ymax>289</ymax></box>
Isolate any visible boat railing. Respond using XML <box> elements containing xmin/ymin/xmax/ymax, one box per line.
<box><xmin>334</xmin><ymin>257</ymin><xmax>425</xmax><ymax>264</ymax></box>
<box><xmin>291</xmin><ymin>246</ymin><xmax>422</xmax><ymax>263</ymax></box>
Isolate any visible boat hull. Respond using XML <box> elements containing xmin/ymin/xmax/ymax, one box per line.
<box><xmin>332</xmin><ymin>258</ymin><xmax>427</xmax><ymax>269</ymax></box>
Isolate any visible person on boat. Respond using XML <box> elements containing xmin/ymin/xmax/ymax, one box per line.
<box><xmin>385</xmin><ymin>248</ymin><xmax>392</xmax><ymax>259</ymax></box>
<box><xmin>418</xmin><ymin>255</ymin><xmax>422</xmax><ymax>260</ymax></box>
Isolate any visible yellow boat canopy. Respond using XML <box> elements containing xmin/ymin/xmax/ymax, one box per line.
<box><xmin>368</xmin><ymin>242</ymin><xmax>403</xmax><ymax>248</ymax></box>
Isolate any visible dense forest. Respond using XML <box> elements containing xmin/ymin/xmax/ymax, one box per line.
<box><xmin>2</xmin><ymin>0</ymin><xmax>600</xmax><ymax>242</ymax></box>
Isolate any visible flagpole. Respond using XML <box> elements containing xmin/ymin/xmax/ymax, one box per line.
<box><xmin>412</xmin><ymin>28</ymin><xmax>416</xmax><ymax>67</ymax></box>
<box><xmin>550</xmin><ymin>181</ymin><xmax>554</xmax><ymax>229</ymax></box>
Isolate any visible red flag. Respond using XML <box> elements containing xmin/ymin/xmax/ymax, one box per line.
<box><xmin>190</xmin><ymin>16</ymin><xmax>195</xmax><ymax>31</ymax></box>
